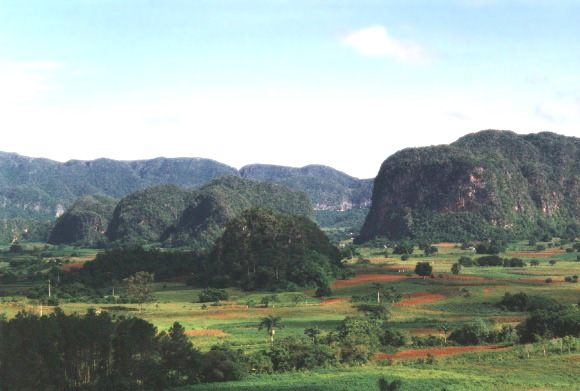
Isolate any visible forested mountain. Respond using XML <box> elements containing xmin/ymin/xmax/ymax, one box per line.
<box><xmin>358</xmin><ymin>130</ymin><xmax>580</xmax><ymax>243</ymax></box>
<box><xmin>49</xmin><ymin>176</ymin><xmax>313</xmax><ymax>248</ymax></box>
<box><xmin>165</xmin><ymin>176</ymin><xmax>314</xmax><ymax>249</ymax></box>
<box><xmin>240</xmin><ymin>164</ymin><xmax>372</xmax><ymax>210</ymax></box>
<box><xmin>48</xmin><ymin>195</ymin><xmax>117</xmax><ymax>247</ymax></box>
<box><xmin>0</xmin><ymin>153</ymin><xmax>370</xmax><ymax>232</ymax></box>
<box><xmin>204</xmin><ymin>208</ymin><xmax>343</xmax><ymax>290</ymax></box>
<box><xmin>0</xmin><ymin>153</ymin><xmax>238</xmax><ymax>220</ymax></box>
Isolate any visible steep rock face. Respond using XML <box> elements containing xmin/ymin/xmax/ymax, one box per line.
<box><xmin>358</xmin><ymin>130</ymin><xmax>579</xmax><ymax>242</ymax></box>
<box><xmin>240</xmin><ymin>164</ymin><xmax>372</xmax><ymax>210</ymax></box>
<box><xmin>48</xmin><ymin>195</ymin><xmax>117</xmax><ymax>246</ymax></box>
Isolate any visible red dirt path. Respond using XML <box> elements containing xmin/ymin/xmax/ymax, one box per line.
<box><xmin>373</xmin><ymin>344</ymin><xmax>511</xmax><ymax>360</ymax></box>
<box><xmin>395</xmin><ymin>292</ymin><xmax>447</xmax><ymax>306</ymax></box>
<box><xmin>331</xmin><ymin>274</ymin><xmax>418</xmax><ymax>289</ymax></box>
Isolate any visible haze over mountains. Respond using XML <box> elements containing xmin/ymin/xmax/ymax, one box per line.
<box><xmin>1</xmin><ymin>130</ymin><xmax>578</xmax><ymax>247</ymax></box>
<box><xmin>0</xmin><ymin>152</ymin><xmax>371</xmax><ymax>221</ymax></box>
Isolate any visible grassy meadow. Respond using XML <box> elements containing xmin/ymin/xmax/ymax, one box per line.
<box><xmin>1</xmin><ymin>240</ymin><xmax>579</xmax><ymax>390</ymax></box>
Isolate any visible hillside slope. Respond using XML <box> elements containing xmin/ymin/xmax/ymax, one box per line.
<box><xmin>358</xmin><ymin>130</ymin><xmax>579</xmax><ymax>242</ymax></box>
<box><xmin>240</xmin><ymin>164</ymin><xmax>372</xmax><ymax>210</ymax></box>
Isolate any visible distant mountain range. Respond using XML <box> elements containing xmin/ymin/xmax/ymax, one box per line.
<box><xmin>0</xmin><ymin>152</ymin><xmax>371</xmax><ymax>221</ymax></box>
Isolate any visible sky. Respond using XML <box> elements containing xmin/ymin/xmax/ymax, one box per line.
<box><xmin>1</xmin><ymin>0</ymin><xmax>579</xmax><ymax>178</ymax></box>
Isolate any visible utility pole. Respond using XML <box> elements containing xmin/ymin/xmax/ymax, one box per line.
<box><xmin>48</xmin><ymin>279</ymin><xmax>51</xmax><ymax>298</ymax></box>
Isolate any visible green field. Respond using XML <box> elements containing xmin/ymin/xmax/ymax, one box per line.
<box><xmin>1</xmin><ymin>241</ymin><xmax>579</xmax><ymax>390</ymax></box>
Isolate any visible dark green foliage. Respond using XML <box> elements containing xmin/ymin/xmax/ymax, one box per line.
<box><xmin>358</xmin><ymin>130</ymin><xmax>580</xmax><ymax>243</ymax></box>
<box><xmin>315</xmin><ymin>286</ymin><xmax>332</xmax><ymax>297</ymax></box>
<box><xmin>79</xmin><ymin>248</ymin><xmax>201</xmax><ymax>286</ymax></box>
<box><xmin>240</xmin><ymin>164</ymin><xmax>372</xmax><ymax>211</ymax></box>
<box><xmin>199</xmin><ymin>345</ymin><xmax>249</xmax><ymax>382</ymax></box>
<box><xmin>0</xmin><ymin>218</ymin><xmax>52</xmax><ymax>244</ymax></box>
<box><xmin>48</xmin><ymin>194</ymin><xmax>117</xmax><ymax>247</ymax></box>
<box><xmin>448</xmin><ymin>318</ymin><xmax>490</xmax><ymax>345</ymax></box>
<box><xmin>0</xmin><ymin>309</ymin><xmax>209</xmax><ymax>390</ymax></box>
<box><xmin>166</xmin><ymin>176</ymin><xmax>314</xmax><ymax>249</ymax></box>
<box><xmin>205</xmin><ymin>208</ymin><xmax>343</xmax><ymax>291</ymax></box>
<box><xmin>378</xmin><ymin>377</ymin><xmax>403</xmax><ymax>391</ymax></box>
<box><xmin>499</xmin><ymin>292</ymin><xmax>560</xmax><ymax>312</ymax></box>
<box><xmin>0</xmin><ymin>153</ymin><xmax>239</xmax><ymax>221</ymax></box>
<box><xmin>380</xmin><ymin>328</ymin><xmax>407</xmax><ymax>347</ymax></box>
<box><xmin>476</xmin><ymin>240</ymin><xmax>507</xmax><ymax>254</ymax></box>
<box><xmin>393</xmin><ymin>241</ymin><xmax>414</xmax><ymax>254</ymax></box>
<box><xmin>198</xmin><ymin>288</ymin><xmax>230</xmax><ymax>303</ymax></box>
<box><xmin>517</xmin><ymin>305</ymin><xmax>580</xmax><ymax>342</ymax></box>
<box><xmin>414</xmin><ymin>262</ymin><xmax>433</xmax><ymax>276</ymax></box>
<box><xmin>314</xmin><ymin>207</ymin><xmax>369</xmax><ymax>233</ymax></box>
<box><xmin>106</xmin><ymin>185</ymin><xmax>192</xmax><ymax>246</ymax></box>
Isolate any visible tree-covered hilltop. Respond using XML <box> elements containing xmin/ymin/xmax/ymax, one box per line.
<box><xmin>48</xmin><ymin>195</ymin><xmax>117</xmax><ymax>247</ymax></box>
<box><xmin>0</xmin><ymin>153</ymin><xmax>238</xmax><ymax>220</ymax></box>
<box><xmin>105</xmin><ymin>185</ymin><xmax>192</xmax><ymax>246</ymax></box>
<box><xmin>203</xmin><ymin>208</ymin><xmax>343</xmax><ymax>291</ymax></box>
<box><xmin>165</xmin><ymin>176</ymin><xmax>314</xmax><ymax>249</ymax></box>
<box><xmin>358</xmin><ymin>130</ymin><xmax>579</xmax><ymax>243</ymax></box>
<box><xmin>49</xmin><ymin>176</ymin><xmax>314</xmax><ymax>249</ymax></box>
<box><xmin>240</xmin><ymin>164</ymin><xmax>373</xmax><ymax>210</ymax></box>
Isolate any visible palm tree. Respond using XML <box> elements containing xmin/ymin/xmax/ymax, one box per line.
<box><xmin>304</xmin><ymin>326</ymin><xmax>321</xmax><ymax>344</ymax></box>
<box><xmin>258</xmin><ymin>315</ymin><xmax>283</xmax><ymax>344</ymax></box>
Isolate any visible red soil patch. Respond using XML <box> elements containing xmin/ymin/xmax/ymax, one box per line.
<box><xmin>330</xmin><ymin>274</ymin><xmax>418</xmax><ymax>289</ymax></box>
<box><xmin>373</xmin><ymin>344</ymin><xmax>511</xmax><ymax>361</ymax></box>
<box><xmin>394</xmin><ymin>292</ymin><xmax>447</xmax><ymax>306</ymax></box>
<box><xmin>509</xmin><ymin>252</ymin><xmax>562</xmax><ymax>257</ymax></box>
<box><xmin>60</xmin><ymin>263</ymin><xmax>84</xmax><ymax>272</ymax></box>
<box><xmin>185</xmin><ymin>329</ymin><xmax>229</xmax><ymax>337</ymax></box>
<box><xmin>321</xmin><ymin>297</ymin><xmax>347</xmax><ymax>305</ymax></box>
<box><xmin>483</xmin><ymin>289</ymin><xmax>492</xmax><ymax>295</ymax></box>
<box><xmin>490</xmin><ymin>315</ymin><xmax>527</xmax><ymax>323</ymax></box>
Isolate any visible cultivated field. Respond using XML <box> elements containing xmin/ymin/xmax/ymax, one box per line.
<box><xmin>1</xmin><ymin>241</ymin><xmax>579</xmax><ymax>390</ymax></box>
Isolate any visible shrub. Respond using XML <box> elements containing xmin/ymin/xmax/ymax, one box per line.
<box><xmin>414</xmin><ymin>262</ymin><xmax>432</xmax><ymax>276</ymax></box>
<box><xmin>401</xmin><ymin>254</ymin><xmax>409</xmax><ymax>261</ymax></box>
<box><xmin>198</xmin><ymin>288</ymin><xmax>229</xmax><ymax>303</ymax></box>
<box><xmin>545</xmin><ymin>278</ymin><xmax>553</xmax><ymax>283</ymax></box>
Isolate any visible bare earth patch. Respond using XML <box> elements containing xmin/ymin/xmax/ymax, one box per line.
<box><xmin>60</xmin><ymin>263</ymin><xmax>85</xmax><ymax>272</ymax></box>
<box><xmin>373</xmin><ymin>344</ymin><xmax>512</xmax><ymax>360</ymax></box>
<box><xmin>394</xmin><ymin>292</ymin><xmax>448</xmax><ymax>307</ymax></box>
<box><xmin>185</xmin><ymin>329</ymin><xmax>229</xmax><ymax>337</ymax></box>
<box><xmin>331</xmin><ymin>274</ymin><xmax>418</xmax><ymax>289</ymax></box>
<box><xmin>490</xmin><ymin>315</ymin><xmax>527</xmax><ymax>323</ymax></box>
<box><xmin>321</xmin><ymin>298</ymin><xmax>347</xmax><ymax>305</ymax></box>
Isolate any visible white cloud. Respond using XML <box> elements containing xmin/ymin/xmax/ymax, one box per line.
<box><xmin>342</xmin><ymin>26</ymin><xmax>432</xmax><ymax>64</ymax></box>
<box><xmin>0</xmin><ymin>61</ymin><xmax>62</xmax><ymax>104</ymax></box>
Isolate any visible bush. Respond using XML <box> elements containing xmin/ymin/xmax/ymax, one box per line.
<box><xmin>414</xmin><ymin>262</ymin><xmax>432</xmax><ymax>276</ymax></box>
<box><xmin>400</xmin><ymin>254</ymin><xmax>409</xmax><ymax>261</ymax></box>
<box><xmin>198</xmin><ymin>288</ymin><xmax>230</xmax><ymax>303</ymax></box>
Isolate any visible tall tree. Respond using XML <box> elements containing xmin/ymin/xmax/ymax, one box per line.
<box><xmin>123</xmin><ymin>271</ymin><xmax>156</xmax><ymax>312</ymax></box>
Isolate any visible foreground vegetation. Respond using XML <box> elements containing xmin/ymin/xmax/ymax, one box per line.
<box><xmin>1</xmin><ymin>237</ymin><xmax>579</xmax><ymax>390</ymax></box>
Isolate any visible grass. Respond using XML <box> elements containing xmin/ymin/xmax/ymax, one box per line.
<box><xmin>1</xmin><ymin>240</ymin><xmax>578</xmax><ymax>389</ymax></box>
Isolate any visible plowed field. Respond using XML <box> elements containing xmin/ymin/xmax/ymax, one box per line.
<box><xmin>394</xmin><ymin>292</ymin><xmax>447</xmax><ymax>306</ymax></box>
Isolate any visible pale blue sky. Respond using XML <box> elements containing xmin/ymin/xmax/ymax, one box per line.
<box><xmin>1</xmin><ymin>1</ymin><xmax>578</xmax><ymax>178</ymax></box>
